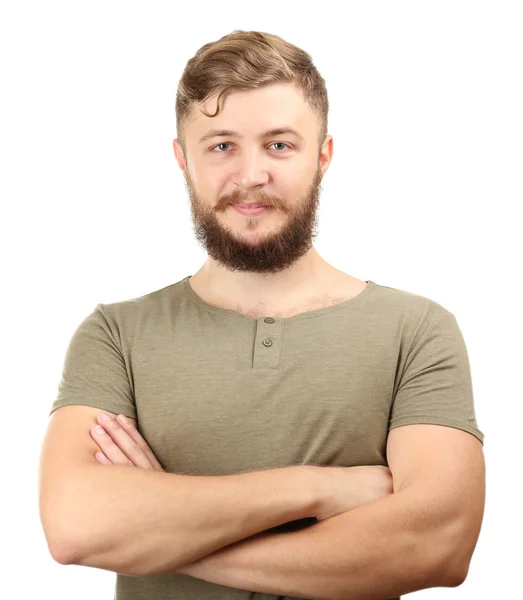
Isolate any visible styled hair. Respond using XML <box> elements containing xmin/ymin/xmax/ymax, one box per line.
<box><xmin>175</xmin><ymin>30</ymin><xmax>329</xmax><ymax>156</ymax></box>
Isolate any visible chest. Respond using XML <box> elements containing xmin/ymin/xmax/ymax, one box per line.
<box><xmin>235</xmin><ymin>292</ymin><xmax>357</xmax><ymax>319</ymax></box>
<box><xmin>192</xmin><ymin>276</ymin><xmax>368</xmax><ymax>319</ymax></box>
<box><xmin>130</xmin><ymin>317</ymin><xmax>396</xmax><ymax>475</ymax></box>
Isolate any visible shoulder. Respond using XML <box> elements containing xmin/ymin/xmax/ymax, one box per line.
<box><xmin>369</xmin><ymin>279</ymin><xmax>453</xmax><ymax>327</ymax></box>
<box><xmin>94</xmin><ymin>276</ymin><xmax>189</xmax><ymax>333</ymax></box>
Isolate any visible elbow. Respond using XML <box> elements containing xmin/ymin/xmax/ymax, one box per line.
<box><xmin>49</xmin><ymin>538</ymin><xmax>79</xmax><ymax>566</ymax></box>
<box><xmin>417</xmin><ymin>509</ymin><xmax>479</xmax><ymax>589</ymax></box>
<box><xmin>434</xmin><ymin>562</ymin><xmax>468</xmax><ymax>589</ymax></box>
<box><xmin>426</xmin><ymin>542</ymin><xmax>471</xmax><ymax>589</ymax></box>
<box><xmin>449</xmin><ymin>568</ymin><xmax>468</xmax><ymax>588</ymax></box>
<box><xmin>40</xmin><ymin>495</ymin><xmax>90</xmax><ymax>566</ymax></box>
<box><xmin>431</xmin><ymin>527</ymin><xmax>478</xmax><ymax>588</ymax></box>
<box><xmin>40</xmin><ymin>510</ymin><xmax>79</xmax><ymax>566</ymax></box>
<box><xmin>408</xmin><ymin>556</ymin><xmax>468</xmax><ymax>593</ymax></box>
<box><xmin>40</xmin><ymin>505</ymin><xmax>83</xmax><ymax>566</ymax></box>
<box><xmin>441</xmin><ymin>555</ymin><xmax>470</xmax><ymax>588</ymax></box>
<box><xmin>405</xmin><ymin>529</ymin><xmax>471</xmax><ymax>591</ymax></box>
<box><xmin>411</xmin><ymin>556</ymin><xmax>467</xmax><ymax>594</ymax></box>
<box><xmin>40</xmin><ymin>484</ymin><xmax>85</xmax><ymax>566</ymax></box>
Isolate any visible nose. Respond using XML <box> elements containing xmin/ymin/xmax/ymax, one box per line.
<box><xmin>231</xmin><ymin>149</ymin><xmax>270</xmax><ymax>190</ymax></box>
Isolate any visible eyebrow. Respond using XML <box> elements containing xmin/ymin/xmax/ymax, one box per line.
<box><xmin>198</xmin><ymin>127</ymin><xmax>305</xmax><ymax>144</ymax></box>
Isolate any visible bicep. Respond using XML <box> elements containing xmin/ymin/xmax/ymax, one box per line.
<box><xmin>386</xmin><ymin>424</ymin><xmax>485</xmax><ymax>573</ymax></box>
<box><xmin>387</xmin><ymin>423</ymin><xmax>485</xmax><ymax>496</ymax></box>
<box><xmin>39</xmin><ymin>406</ymin><xmax>134</xmax><ymax>552</ymax></box>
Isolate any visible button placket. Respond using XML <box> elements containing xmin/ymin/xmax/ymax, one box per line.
<box><xmin>253</xmin><ymin>316</ymin><xmax>282</xmax><ymax>369</ymax></box>
<box><xmin>263</xmin><ymin>316</ymin><xmax>275</xmax><ymax>346</ymax></box>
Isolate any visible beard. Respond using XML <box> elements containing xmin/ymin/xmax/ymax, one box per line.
<box><xmin>183</xmin><ymin>164</ymin><xmax>324</xmax><ymax>275</ymax></box>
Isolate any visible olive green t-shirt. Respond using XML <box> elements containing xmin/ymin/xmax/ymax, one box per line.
<box><xmin>49</xmin><ymin>276</ymin><xmax>484</xmax><ymax>600</ymax></box>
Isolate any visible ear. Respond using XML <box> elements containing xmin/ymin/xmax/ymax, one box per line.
<box><xmin>173</xmin><ymin>139</ymin><xmax>187</xmax><ymax>172</ymax></box>
<box><xmin>319</xmin><ymin>135</ymin><xmax>333</xmax><ymax>176</ymax></box>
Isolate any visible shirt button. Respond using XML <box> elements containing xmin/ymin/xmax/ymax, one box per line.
<box><xmin>264</xmin><ymin>317</ymin><xmax>275</xmax><ymax>324</ymax></box>
<box><xmin>262</xmin><ymin>338</ymin><xmax>273</xmax><ymax>347</ymax></box>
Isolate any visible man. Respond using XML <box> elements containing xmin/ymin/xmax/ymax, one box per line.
<box><xmin>39</xmin><ymin>30</ymin><xmax>485</xmax><ymax>600</ymax></box>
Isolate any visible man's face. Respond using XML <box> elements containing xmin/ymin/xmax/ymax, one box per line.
<box><xmin>175</xmin><ymin>83</ymin><xmax>332</xmax><ymax>274</ymax></box>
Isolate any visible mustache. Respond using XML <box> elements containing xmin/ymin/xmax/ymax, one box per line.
<box><xmin>219</xmin><ymin>190</ymin><xmax>286</xmax><ymax>210</ymax></box>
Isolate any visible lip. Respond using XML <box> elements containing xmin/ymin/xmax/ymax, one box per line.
<box><xmin>233</xmin><ymin>204</ymin><xmax>270</xmax><ymax>215</ymax></box>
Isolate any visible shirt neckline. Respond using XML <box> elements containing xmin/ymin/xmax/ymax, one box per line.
<box><xmin>181</xmin><ymin>275</ymin><xmax>377</xmax><ymax>322</ymax></box>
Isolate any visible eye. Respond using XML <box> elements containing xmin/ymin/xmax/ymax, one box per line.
<box><xmin>268</xmin><ymin>142</ymin><xmax>291</xmax><ymax>152</ymax></box>
<box><xmin>210</xmin><ymin>142</ymin><xmax>292</xmax><ymax>153</ymax></box>
<box><xmin>212</xmin><ymin>142</ymin><xmax>232</xmax><ymax>152</ymax></box>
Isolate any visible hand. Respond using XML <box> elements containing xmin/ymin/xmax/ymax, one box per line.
<box><xmin>308</xmin><ymin>464</ymin><xmax>394</xmax><ymax>521</ymax></box>
<box><xmin>91</xmin><ymin>412</ymin><xmax>165</xmax><ymax>472</ymax></box>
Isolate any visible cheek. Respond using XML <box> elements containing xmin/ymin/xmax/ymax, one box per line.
<box><xmin>279</xmin><ymin>173</ymin><xmax>309</xmax><ymax>196</ymax></box>
<box><xmin>191</xmin><ymin>160</ymin><xmax>225</xmax><ymax>185</ymax></box>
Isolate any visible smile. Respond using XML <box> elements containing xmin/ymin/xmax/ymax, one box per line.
<box><xmin>232</xmin><ymin>205</ymin><xmax>271</xmax><ymax>216</ymax></box>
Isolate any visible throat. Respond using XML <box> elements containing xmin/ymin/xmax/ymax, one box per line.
<box><xmin>234</xmin><ymin>277</ymin><xmax>368</xmax><ymax>319</ymax></box>
<box><xmin>189</xmin><ymin>271</ymin><xmax>368</xmax><ymax>319</ymax></box>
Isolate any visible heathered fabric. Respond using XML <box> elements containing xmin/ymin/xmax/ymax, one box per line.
<box><xmin>49</xmin><ymin>275</ymin><xmax>484</xmax><ymax>600</ymax></box>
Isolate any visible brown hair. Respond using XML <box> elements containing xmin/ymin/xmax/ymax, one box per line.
<box><xmin>175</xmin><ymin>30</ymin><xmax>329</xmax><ymax>156</ymax></box>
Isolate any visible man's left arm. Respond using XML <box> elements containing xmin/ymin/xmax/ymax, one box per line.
<box><xmin>176</xmin><ymin>424</ymin><xmax>485</xmax><ymax>600</ymax></box>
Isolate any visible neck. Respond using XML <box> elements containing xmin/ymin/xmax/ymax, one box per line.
<box><xmin>190</xmin><ymin>247</ymin><xmax>340</xmax><ymax>308</ymax></box>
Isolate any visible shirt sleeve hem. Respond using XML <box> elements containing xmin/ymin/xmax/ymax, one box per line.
<box><xmin>49</xmin><ymin>399</ymin><xmax>137</xmax><ymax>420</ymax></box>
<box><xmin>389</xmin><ymin>416</ymin><xmax>484</xmax><ymax>444</ymax></box>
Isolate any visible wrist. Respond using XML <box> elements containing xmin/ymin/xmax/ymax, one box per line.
<box><xmin>297</xmin><ymin>465</ymin><xmax>328</xmax><ymax>519</ymax></box>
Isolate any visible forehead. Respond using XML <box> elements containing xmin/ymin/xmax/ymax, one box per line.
<box><xmin>186</xmin><ymin>83</ymin><xmax>318</xmax><ymax>142</ymax></box>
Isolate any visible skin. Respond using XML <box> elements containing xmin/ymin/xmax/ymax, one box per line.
<box><xmin>88</xmin><ymin>84</ymin><xmax>372</xmax><ymax>571</ymax></box>
<box><xmin>88</xmin><ymin>83</ymin><xmax>390</xmax><ymax>585</ymax></box>
<box><xmin>89</xmin><ymin>411</ymin><xmax>391</xmax><ymax>583</ymax></box>
<box><xmin>91</xmin><ymin>413</ymin><xmax>164</xmax><ymax>471</ymax></box>
<box><xmin>89</xmin><ymin>414</ymin><xmax>484</xmax><ymax>593</ymax></box>
<box><xmin>83</xmin><ymin>83</ymin><xmax>484</xmax><ymax>595</ymax></box>
<box><xmin>172</xmin><ymin>81</ymin><xmax>365</xmax><ymax>313</ymax></box>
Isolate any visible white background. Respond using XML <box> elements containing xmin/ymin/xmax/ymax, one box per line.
<box><xmin>1</xmin><ymin>1</ymin><xmax>521</xmax><ymax>598</ymax></box>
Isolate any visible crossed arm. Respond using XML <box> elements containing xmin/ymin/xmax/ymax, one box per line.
<box><xmin>89</xmin><ymin>413</ymin><xmax>485</xmax><ymax>600</ymax></box>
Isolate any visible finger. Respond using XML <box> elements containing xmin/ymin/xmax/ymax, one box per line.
<box><xmin>115</xmin><ymin>415</ymin><xmax>164</xmax><ymax>471</ymax></box>
<box><xmin>91</xmin><ymin>424</ymin><xmax>135</xmax><ymax>467</ymax></box>
<box><xmin>96</xmin><ymin>414</ymin><xmax>155</xmax><ymax>470</ymax></box>
<box><xmin>95</xmin><ymin>451</ymin><xmax>112</xmax><ymax>464</ymax></box>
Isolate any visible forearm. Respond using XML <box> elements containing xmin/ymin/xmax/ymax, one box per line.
<box><xmin>55</xmin><ymin>463</ymin><xmax>321</xmax><ymax>576</ymax></box>
<box><xmin>178</xmin><ymin>487</ymin><xmax>458</xmax><ymax>600</ymax></box>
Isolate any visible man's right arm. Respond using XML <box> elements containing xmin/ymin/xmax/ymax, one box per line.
<box><xmin>41</xmin><ymin>456</ymin><xmax>322</xmax><ymax>577</ymax></box>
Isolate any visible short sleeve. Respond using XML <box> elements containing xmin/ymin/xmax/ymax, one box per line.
<box><xmin>49</xmin><ymin>304</ymin><xmax>136</xmax><ymax>419</ymax></box>
<box><xmin>389</xmin><ymin>310</ymin><xmax>484</xmax><ymax>444</ymax></box>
